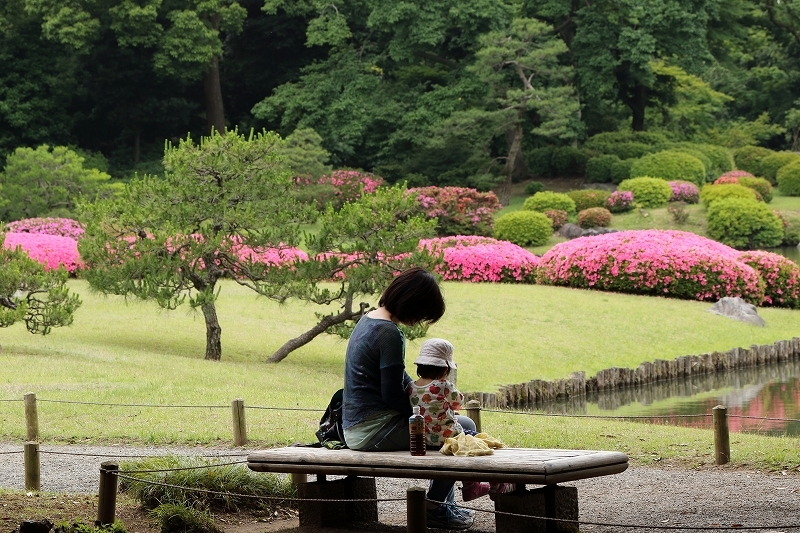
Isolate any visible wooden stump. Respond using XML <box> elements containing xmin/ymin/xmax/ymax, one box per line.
<box><xmin>493</xmin><ymin>485</ymin><xmax>578</xmax><ymax>533</ymax></box>
<box><xmin>297</xmin><ymin>476</ymin><xmax>378</xmax><ymax>528</ymax></box>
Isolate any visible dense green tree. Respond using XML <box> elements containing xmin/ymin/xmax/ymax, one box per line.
<box><xmin>0</xmin><ymin>145</ymin><xmax>112</xmax><ymax>221</ymax></box>
<box><xmin>78</xmin><ymin>130</ymin><xmax>314</xmax><ymax>361</ymax></box>
<box><xmin>267</xmin><ymin>184</ymin><xmax>438</xmax><ymax>362</ymax></box>
<box><xmin>0</xmin><ymin>237</ymin><xmax>81</xmax><ymax>335</ymax></box>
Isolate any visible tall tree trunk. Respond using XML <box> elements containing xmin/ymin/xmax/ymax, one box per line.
<box><xmin>630</xmin><ymin>84</ymin><xmax>647</xmax><ymax>132</ymax></box>
<box><xmin>202</xmin><ymin>301</ymin><xmax>222</xmax><ymax>360</ymax></box>
<box><xmin>134</xmin><ymin>126</ymin><xmax>141</xmax><ymax>163</ymax></box>
<box><xmin>203</xmin><ymin>13</ymin><xmax>225</xmax><ymax>136</ymax></box>
<box><xmin>500</xmin><ymin>120</ymin><xmax>524</xmax><ymax>206</ymax></box>
<box><xmin>268</xmin><ymin>298</ymin><xmax>366</xmax><ymax>363</ymax></box>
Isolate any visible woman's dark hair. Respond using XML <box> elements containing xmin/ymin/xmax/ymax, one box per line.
<box><xmin>416</xmin><ymin>364</ymin><xmax>450</xmax><ymax>380</ymax></box>
<box><xmin>379</xmin><ymin>267</ymin><xmax>445</xmax><ymax>326</ymax></box>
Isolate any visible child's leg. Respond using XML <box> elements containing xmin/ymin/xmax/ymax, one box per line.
<box><xmin>462</xmin><ymin>480</ymin><xmax>490</xmax><ymax>501</ymax></box>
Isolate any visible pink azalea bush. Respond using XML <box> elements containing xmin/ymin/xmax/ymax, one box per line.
<box><xmin>419</xmin><ymin>236</ymin><xmax>539</xmax><ymax>283</ymax></box>
<box><xmin>714</xmin><ymin>176</ymin><xmax>739</xmax><ymax>185</ymax></box>
<box><xmin>738</xmin><ymin>251</ymin><xmax>800</xmax><ymax>308</ymax></box>
<box><xmin>543</xmin><ymin>209</ymin><xmax>568</xmax><ymax>229</ymax></box>
<box><xmin>605</xmin><ymin>190</ymin><xmax>635</xmax><ymax>213</ymax></box>
<box><xmin>407</xmin><ymin>186</ymin><xmax>501</xmax><ymax>236</ymax></box>
<box><xmin>320</xmin><ymin>170</ymin><xmax>383</xmax><ymax>203</ymax></box>
<box><xmin>4</xmin><ymin>232</ymin><xmax>82</xmax><ymax>272</ymax></box>
<box><xmin>5</xmin><ymin>218</ymin><xmax>85</xmax><ymax>239</ymax></box>
<box><xmin>667</xmin><ymin>181</ymin><xmax>700</xmax><ymax>203</ymax></box>
<box><xmin>536</xmin><ymin>230</ymin><xmax>765</xmax><ymax>303</ymax></box>
<box><xmin>718</xmin><ymin>170</ymin><xmax>755</xmax><ymax>180</ymax></box>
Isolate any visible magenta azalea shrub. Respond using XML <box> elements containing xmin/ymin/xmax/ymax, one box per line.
<box><xmin>718</xmin><ymin>170</ymin><xmax>755</xmax><ymax>180</ymax></box>
<box><xmin>5</xmin><ymin>217</ymin><xmax>85</xmax><ymax>239</ymax></box>
<box><xmin>407</xmin><ymin>186</ymin><xmax>501</xmax><ymax>236</ymax></box>
<box><xmin>320</xmin><ymin>169</ymin><xmax>383</xmax><ymax>201</ymax></box>
<box><xmin>419</xmin><ymin>236</ymin><xmax>539</xmax><ymax>283</ymax></box>
<box><xmin>4</xmin><ymin>232</ymin><xmax>82</xmax><ymax>272</ymax></box>
<box><xmin>536</xmin><ymin>230</ymin><xmax>765</xmax><ymax>304</ymax></box>
<box><xmin>605</xmin><ymin>190</ymin><xmax>635</xmax><ymax>213</ymax></box>
<box><xmin>738</xmin><ymin>251</ymin><xmax>800</xmax><ymax>308</ymax></box>
<box><xmin>667</xmin><ymin>181</ymin><xmax>700</xmax><ymax>203</ymax></box>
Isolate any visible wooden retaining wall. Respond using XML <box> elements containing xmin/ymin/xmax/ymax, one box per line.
<box><xmin>463</xmin><ymin>337</ymin><xmax>800</xmax><ymax>409</ymax></box>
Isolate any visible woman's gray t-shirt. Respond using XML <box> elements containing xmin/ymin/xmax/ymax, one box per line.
<box><xmin>342</xmin><ymin>316</ymin><xmax>413</xmax><ymax>430</ymax></box>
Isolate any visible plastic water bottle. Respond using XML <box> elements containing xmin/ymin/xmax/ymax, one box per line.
<box><xmin>409</xmin><ymin>405</ymin><xmax>426</xmax><ymax>456</ymax></box>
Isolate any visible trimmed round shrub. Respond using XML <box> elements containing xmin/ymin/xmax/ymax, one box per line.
<box><xmin>543</xmin><ymin>209</ymin><xmax>568</xmax><ymax>229</ymax></box>
<box><xmin>577</xmin><ymin>207</ymin><xmax>612</xmax><ymax>229</ymax></box>
<box><xmin>713</xmin><ymin>175</ymin><xmax>740</xmax><ymax>185</ymax></box>
<box><xmin>669</xmin><ymin>142</ymin><xmax>733</xmax><ymax>180</ymax></box>
<box><xmin>524</xmin><ymin>181</ymin><xmax>545</xmax><ymax>195</ymax></box>
<box><xmin>407</xmin><ymin>186</ymin><xmax>501</xmax><ymax>236</ymax></box>
<box><xmin>526</xmin><ymin>147</ymin><xmax>553</xmax><ymax>177</ymax></box>
<box><xmin>5</xmin><ymin>217</ymin><xmax>85</xmax><ymax>239</ymax></box>
<box><xmin>494</xmin><ymin>210</ymin><xmax>553</xmax><ymax>247</ymax></box>
<box><xmin>610</xmin><ymin>158</ymin><xmax>635</xmax><ymax>184</ymax></box>
<box><xmin>776</xmin><ymin>160</ymin><xmax>800</xmax><ymax>196</ymax></box>
<box><xmin>551</xmin><ymin>146</ymin><xmax>589</xmax><ymax>176</ymax></box>
<box><xmin>595</xmin><ymin>142</ymin><xmax>656</xmax><ymax>160</ymax></box>
<box><xmin>617</xmin><ymin>177</ymin><xmax>673</xmax><ymax>208</ymax></box>
<box><xmin>629</xmin><ymin>151</ymin><xmax>706</xmax><ymax>187</ymax></box>
<box><xmin>700</xmin><ymin>183</ymin><xmax>758</xmax><ymax>207</ymax></box>
<box><xmin>536</xmin><ymin>230</ymin><xmax>765</xmax><ymax>304</ymax></box>
<box><xmin>606</xmin><ymin>190</ymin><xmax>635</xmax><ymax>213</ymax></box>
<box><xmin>669</xmin><ymin>147</ymin><xmax>713</xmax><ymax>182</ymax></box>
<box><xmin>585</xmin><ymin>155</ymin><xmax>620</xmax><ymax>183</ymax></box>
<box><xmin>566</xmin><ymin>189</ymin><xmax>611</xmax><ymax>212</ymax></box>
<box><xmin>732</xmin><ymin>145</ymin><xmax>773</xmax><ymax>177</ymax></box>
<box><xmin>738</xmin><ymin>251</ymin><xmax>800</xmax><ymax>308</ymax></box>
<box><xmin>3</xmin><ymin>232</ymin><xmax>82</xmax><ymax>272</ymax></box>
<box><xmin>759</xmin><ymin>152</ymin><xmax>800</xmax><ymax>185</ymax></box>
<box><xmin>667</xmin><ymin>181</ymin><xmax>700</xmax><ymax>204</ymax></box>
<box><xmin>737</xmin><ymin>176</ymin><xmax>773</xmax><ymax>203</ymax></box>
<box><xmin>706</xmin><ymin>198</ymin><xmax>784</xmax><ymax>250</ymax></box>
<box><xmin>419</xmin><ymin>236</ymin><xmax>539</xmax><ymax>283</ymax></box>
<box><xmin>522</xmin><ymin>191</ymin><xmax>576</xmax><ymax>214</ymax></box>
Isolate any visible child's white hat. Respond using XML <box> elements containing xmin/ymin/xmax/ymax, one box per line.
<box><xmin>414</xmin><ymin>338</ymin><xmax>457</xmax><ymax>369</ymax></box>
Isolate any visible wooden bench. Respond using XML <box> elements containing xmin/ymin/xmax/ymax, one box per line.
<box><xmin>247</xmin><ymin>447</ymin><xmax>628</xmax><ymax>532</ymax></box>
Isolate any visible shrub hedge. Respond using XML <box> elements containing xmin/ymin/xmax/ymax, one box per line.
<box><xmin>668</xmin><ymin>142</ymin><xmax>733</xmax><ymax>180</ymax></box>
<box><xmin>566</xmin><ymin>189</ymin><xmax>611</xmax><ymax>211</ymax></box>
<box><xmin>524</xmin><ymin>181</ymin><xmax>545</xmax><ymax>195</ymax></box>
<box><xmin>585</xmin><ymin>155</ymin><xmax>619</xmax><ymax>183</ymax></box>
<box><xmin>617</xmin><ymin>177</ymin><xmax>673</xmax><ymax>208</ymax></box>
<box><xmin>759</xmin><ymin>152</ymin><xmax>800</xmax><ymax>185</ymax></box>
<box><xmin>494</xmin><ymin>210</ymin><xmax>553</xmax><ymax>246</ymax></box>
<box><xmin>738</xmin><ymin>251</ymin><xmax>800</xmax><ymax>308</ymax></box>
<box><xmin>776</xmin><ymin>160</ymin><xmax>800</xmax><ymax>196</ymax></box>
<box><xmin>543</xmin><ymin>209</ymin><xmax>568</xmax><ymax>229</ymax></box>
<box><xmin>737</xmin><ymin>176</ymin><xmax>773</xmax><ymax>203</ymax></box>
<box><xmin>667</xmin><ymin>181</ymin><xmax>700</xmax><ymax>204</ymax></box>
<box><xmin>630</xmin><ymin>150</ymin><xmax>706</xmax><ymax>187</ymax></box>
<box><xmin>606</xmin><ymin>190</ymin><xmax>636</xmax><ymax>213</ymax></box>
<box><xmin>700</xmin><ymin>183</ymin><xmax>759</xmax><ymax>208</ymax></box>
<box><xmin>732</xmin><ymin>145</ymin><xmax>773</xmax><ymax>177</ymax></box>
<box><xmin>706</xmin><ymin>198</ymin><xmax>784</xmax><ymax>249</ymax></box>
<box><xmin>407</xmin><ymin>186</ymin><xmax>501</xmax><ymax>236</ymax></box>
<box><xmin>536</xmin><ymin>230</ymin><xmax>765</xmax><ymax>304</ymax></box>
<box><xmin>419</xmin><ymin>236</ymin><xmax>540</xmax><ymax>283</ymax></box>
<box><xmin>551</xmin><ymin>146</ymin><xmax>589</xmax><ymax>176</ymax></box>
<box><xmin>577</xmin><ymin>207</ymin><xmax>612</xmax><ymax>228</ymax></box>
<box><xmin>611</xmin><ymin>158</ymin><xmax>635</xmax><ymax>184</ymax></box>
<box><xmin>523</xmin><ymin>191</ymin><xmax>577</xmax><ymax>214</ymax></box>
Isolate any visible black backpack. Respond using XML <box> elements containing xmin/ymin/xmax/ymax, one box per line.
<box><xmin>316</xmin><ymin>388</ymin><xmax>347</xmax><ymax>448</ymax></box>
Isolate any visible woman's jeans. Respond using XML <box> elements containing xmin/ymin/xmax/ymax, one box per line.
<box><xmin>358</xmin><ymin>414</ymin><xmax>477</xmax><ymax>506</ymax></box>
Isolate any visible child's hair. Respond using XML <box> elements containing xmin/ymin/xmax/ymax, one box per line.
<box><xmin>416</xmin><ymin>363</ymin><xmax>450</xmax><ymax>380</ymax></box>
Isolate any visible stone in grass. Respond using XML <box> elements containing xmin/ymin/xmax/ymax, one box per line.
<box><xmin>709</xmin><ymin>297</ymin><xmax>765</xmax><ymax>327</ymax></box>
<box><xmin>557</xmin><ymin>223</ymin><xmax>584</xmax><ymax>239</ymax></box>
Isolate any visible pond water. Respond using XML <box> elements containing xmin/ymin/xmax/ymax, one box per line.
<box><xmin>530</xmin><ymin>360</ymin><xmax>800</xmax><ymax>436</ymax></box>
<box><xmin>767</xmin><ymin>245</ymin><xmax>800</xmax><ymax>263</ymax></box>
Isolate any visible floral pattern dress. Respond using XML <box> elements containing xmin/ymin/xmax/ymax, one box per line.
<box><xmin>408</xmin><ymin>379</ymin><xmax>464</xmax><ymax>446</ymax></box>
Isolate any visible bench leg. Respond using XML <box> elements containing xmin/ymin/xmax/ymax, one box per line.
<box><xmin>493</xmin><ymin>484</ymin><xmax>578</xmax><ymax>533</ymax></box>
<box><xmin>297</xmin><ymin>476</ymin><xmax>378</xmax><ymax>528</ymax></box>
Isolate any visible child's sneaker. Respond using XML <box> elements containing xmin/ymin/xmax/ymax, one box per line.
<box><xmin>488</xmin><ymin>482</ymin><xmax>516</xmax><ymax>500</ymax></box>
<box><xmin>461</xmin><ymin>481</ymin><xmax>490</xmax><ymax>502</ymax></box>
<box><xmin>426</xmin><ymin>503</ymin><xmax>474</xmax><ymax>530</ymax></box>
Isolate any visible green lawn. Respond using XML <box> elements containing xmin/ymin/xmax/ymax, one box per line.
<box><xmin>1</xmin><ymin>279</ymin><xmax>799</xmax><ymax>465</ymax></box>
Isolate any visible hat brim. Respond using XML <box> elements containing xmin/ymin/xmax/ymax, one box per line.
<box><xmin>413</xmin><ymin>355</ymin><xmax>457</xmax><ymax>368</ymax></box>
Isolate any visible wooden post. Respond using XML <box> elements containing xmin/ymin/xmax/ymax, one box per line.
<box><xmin>23</xmin><ymin>442</ymin><xmax>40</xmax><ymax>491</ymax></box>
<box><xmin>97</xmin><ymin>461</ymin><xmax>119</xmax><ymax>525</ymax></box>
<box><xmin>712</xmin><ymin>405</ymin><xmax>730</xmax><ymax>465</ymax></box>
<box><xmin>407</xmin><ymin>486</ymin><xmax>427</xmax><ymax>533</ymax></box>
<box><xmin>466</xmin><ymin>400</ymin><xmax>482</xmax><ymax>433</ymax></box>
<box><xmin>24</xmin><ymin>392</ymin><xmax>38</xmax><ymax>441</ymax></box>
<box><xmin>291</xmin><ymin>473</ymin><xmax>308</xmax><ymax>485</ymax></box>
<box><xmin>231</xmin><ymin>398</ymin><xmax>247</xmax><ymax>446</ymax></box>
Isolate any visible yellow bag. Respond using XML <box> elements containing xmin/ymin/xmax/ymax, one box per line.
<box><xmin>439</xmin><ymin>432</ymin><xmax>505</xmax><ymax>456</ymax></box>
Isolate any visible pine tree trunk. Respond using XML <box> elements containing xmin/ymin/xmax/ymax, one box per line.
<box><xmin>630</xmin><ymin>84</ymin><xmax>647</xmax><ymax>132</ymax></box>
<box><xmin>268</xmin><ymin>299</ymin><xmax>364</xmax><ymax>363</ymax></box>
<box><xmin>202</xmin><ymin>301</ymin><xmax>222</xmax><ymax>361</ymax></box>
<box><xmin>500</xmin><ymin>121</ymin><xmax>524</xmax><ymax>206</ymax></box>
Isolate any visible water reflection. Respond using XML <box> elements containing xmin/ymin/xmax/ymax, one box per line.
<box><xmin>765</xmin><ymin>246</ymin><xmax>800</xmax><ymax>264</ymax></box>
<box><xmin>530</xmin><ymin>360</ymin><xmax>800</xmax><ymax>436</ymax></box>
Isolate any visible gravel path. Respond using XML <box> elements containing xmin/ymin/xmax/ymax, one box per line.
<box><xmin>2</xmin><ymin>443</ymin><xmax>798</xmax><ymax>532</ymax></box>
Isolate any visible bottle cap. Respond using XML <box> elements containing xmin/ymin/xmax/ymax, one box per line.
<box><xmin>412</xmin><ymin>405</ymin><xmax>420</xmax><ymax>415</ymax></box>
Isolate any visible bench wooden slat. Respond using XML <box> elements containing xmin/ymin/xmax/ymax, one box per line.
<box><xmin>247</xmin><ymin>447</ymin><xmax>628</xmax><ymax>485</ymax></box>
